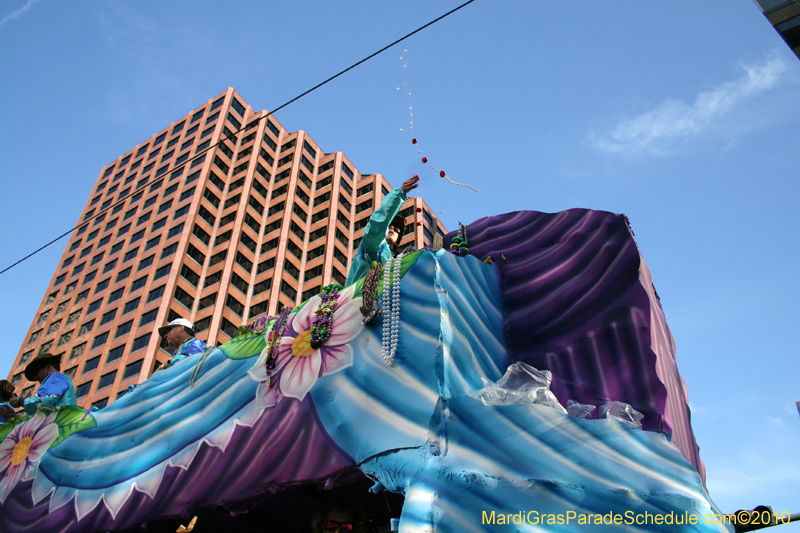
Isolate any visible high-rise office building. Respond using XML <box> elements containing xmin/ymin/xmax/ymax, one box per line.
<box><xmin>7</xmin><ymin>88</ymin><xmax>446</xmax><ymax>409</ymax></box>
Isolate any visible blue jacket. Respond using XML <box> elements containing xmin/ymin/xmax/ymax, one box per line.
<box><xmin>168</xmin><ymin>337</ymin><xmax>207</xmax><ymax>366</ymax></box>
<box><xmin>23</xmin><ymin>372</ymin><xmax>77</xmax><ymax>416</ymax></box>
<box><xmin>345</xmin><ymin>187</ymin><xmax>407</xmax><ymax>286</ymax></box>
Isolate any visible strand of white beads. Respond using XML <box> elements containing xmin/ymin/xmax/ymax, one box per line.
<box><xmin>381</xmin><ymin>253</ymin><xmax>405</xmax><ymax>366</ymax></box>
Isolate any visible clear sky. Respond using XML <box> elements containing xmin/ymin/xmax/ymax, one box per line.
<box><xmin>1</xmin><ymin>0</ymin><xmax>798</xmax><ymax>525</ymax></box>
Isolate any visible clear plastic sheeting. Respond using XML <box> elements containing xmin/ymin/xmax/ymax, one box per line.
<box><xmin>567</xmin><ymin>399</ymin><xmax>596</xmax><ymax>419</ymax></box>
<box><xmin>468</xmin><ymin>362</ymin><xmax>567</xmax><ymax>414</ymax></box>
<box><xmin>599</xmin><ymin>401</ymin><xmax>644</xmax><ymax>429</ymax></box>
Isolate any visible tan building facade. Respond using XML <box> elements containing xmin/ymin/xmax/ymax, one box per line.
<box><xmin>8</xmin><ymin>88</ymin><xmax>446</xmax><ymax>409</ymax></box>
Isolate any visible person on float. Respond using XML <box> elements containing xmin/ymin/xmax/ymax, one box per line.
<box><xmin>345</xmin><ymin>175</ymin><xmax>419</xmax><ymax>286</ymax></box>
<box><xmin>311</xmin><ymin>498</ymin><xmax>368</xmax><ymax>533</ymax></box>
<box><xmin>0</xmin><ymin>380</ymin><xmax>18</xmax><ymax>422</ymax></box>
<box><xmin>157</xmin><ymin>318</ymin><xmax>207</xmax><ymax>369</ymax></box>
<box><xmin>5</xmin><ymin>353</ymin><xmax>77</xmax><ymax>416</ymax></box>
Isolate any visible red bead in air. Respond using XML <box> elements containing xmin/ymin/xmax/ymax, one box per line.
<box><xmin>412</xmin><ymin>138</ymin><xmax>417</xmax><ymax>145</ymax></box>
<box><xmin>416</xmin><ymin>208</ymin><xmax>422</xmax><ymax>213</ymax></box>
<box><xmin>422</xmin><ymin>157</ymin><xmax>428</xmax><ymax>163</ymax></box>
<box><xmin>439</xmin><ymin>170</ymin><xmax>446</xmax><ymax>177</ymax></box>
<box><xmin>413</xmin><ymin>174</ymin><xmax>419</xmax><ymax>179</ymax></box>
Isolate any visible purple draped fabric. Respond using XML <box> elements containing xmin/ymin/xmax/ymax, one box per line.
<box><xmin>452</xmin><ymin>209</ymin><xmax>704</xmax><ymax>479</ymax></box>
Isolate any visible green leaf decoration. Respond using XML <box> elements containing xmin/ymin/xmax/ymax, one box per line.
<box><xmin>50</xmin><ymin>405</ymin><xmax>96</xmax><ymax>449</ymax></box>
<box><xmin>0</xmin><ymin>414</ymin><xmax>31</xmax><ymax>444</ymax></box>
<box><xmin>219</xmin><ymin>331</ymin><xmax>268</xmax><ymax>360</ymax></box>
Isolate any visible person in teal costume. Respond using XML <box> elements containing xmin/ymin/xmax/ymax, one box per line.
<box><xmin>6</xmin><ymin>353</ymin><xmax>77</xmax><ymax>416</ymax></box>
<box><xmin>345</xmin><ymin>175</ymin><xmax>419</xmax><ymax>286</ymax></box>
<box><xmin>0</xmin><ymin>380</ymin><xmax>17</xmax><ymax>423</ymax></box>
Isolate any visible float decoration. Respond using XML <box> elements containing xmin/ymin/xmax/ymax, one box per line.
<box><xmin>0</xmin><ymin>209</ymin><xmax>718</xmax><ymax>533</ymax></box>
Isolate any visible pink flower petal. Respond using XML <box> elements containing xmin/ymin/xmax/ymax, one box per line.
<box><xmin>0</xmin><ymin>462</ymin><xmax>25</xmax><ymax>504</ymax></box>
<box><xmin>25</xmin><ymin>423</ymin><xmax>59</xmax><ymax>464</ymax></box>
<box><xmin>279</xmin><ymin>352</ymin><xmax>322</xmax><ymax>400</ymax></box>
<box><xmin>0</xmin><ymin>437</ymin><xmax>17</xmax><ymax>466</ymax></box>
<box><xmin>292</xmin><ymin>297</ymin><xmax>319</xmax><ymax>332</ymax></box>
<box><xmin>320</xmin><ymin>344</ymin><xmax>353</xmax><ymax>376</ymax></box>
<box><xmin>335</xmin><ymin>286</ymin><xmax>355</xmax><ymax>307</ymax></box>
<box><xmin>255</xmin><ymin>382</ymin><xmax>280</xmax><ymax>410</ymax></box>
<box><xmin>328</xmin><ymin>299</ymin><xmax>365</xmax><ymax>345</ymax></box>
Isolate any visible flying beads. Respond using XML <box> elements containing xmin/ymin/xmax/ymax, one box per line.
<box><xmin>396</xmin><ymin>46</ymin><xmax>477</xmax><ymax>193</ymax></box>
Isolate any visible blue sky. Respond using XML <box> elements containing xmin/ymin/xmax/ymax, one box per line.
<box><xmin>1</xmin><ymin>0</ymin><xmax>798</xmax><ymax>524</ymax></box>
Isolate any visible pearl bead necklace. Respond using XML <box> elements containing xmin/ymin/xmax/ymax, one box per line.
<box><xmin>381</xmin><ymin>253</ymin><xmax>404</xmax><ymax>366</ymax></box>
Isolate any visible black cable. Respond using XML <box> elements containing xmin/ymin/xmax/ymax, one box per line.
<box><xmin>0</xmin><ymin>0</ymin><xmax>476</xmax><ymax>277</ymax></box>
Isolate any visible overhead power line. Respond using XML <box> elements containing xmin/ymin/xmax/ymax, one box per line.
<box><xmin>0</xmin><ymin>0</ymin><xmax>477</xmax><ymax>277</ymax></box>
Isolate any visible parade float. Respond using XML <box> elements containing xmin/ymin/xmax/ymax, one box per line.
<box><xmin>0</xmin><ymin>209</ymin><xmax>728</xmax><ymax>532</ymax></box>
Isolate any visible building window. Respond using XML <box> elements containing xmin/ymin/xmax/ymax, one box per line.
<box><xmin>197</xmin><ymin>292</ymin><xmax>217</xmax><ymax>312</ymax></box>
<box><xmin>115</xmin><ymin>320</ymin><xmax>132</xmax><ymax>338</ymax></box>
<box><xmin>57</xmin><ymin>330</ymin><xmax>73</xmax><ymax>346</ymax></box>
<box><xmin>93</xmin><ymin>278</ymin><xmax>109</xmax><ymax>294</ymax></box>
<box><xmin>252</xmin><ymin>278</ymin><xmax>271</xmax><ymax>297</ymax></box>
<box><xmin>116</xmin><ymin>267</ymin><xmax>132</xmax><ymax>283</ymax></box>
<box><xmin>92</xmin><ymin>398</ymin><xmax>109</xmax><ymax>410</ymax></box>
<box><xmin>341</xmin><ymin>164</ymin><xmax>354</xmax><ymax>180</ymax></box>
<box><xmin>139</xmin><ymin>309</ymin><xmax>158</xmax><ymax>327</ymax></box>
<box><xmin>230</xmin><ymin>272</ymin><xmax>248</xmax><ymax>294</ymax></box>
<box><xmin>280</xmin><ymin>280</ymin><xmax>297</xmax><ymax>301</ymax></box>
<box><xmin>122</xmin><ymin>248</ymin><xmax>139</xmax><ymax>264</ymax></box>
<box><xmin>153</xmin><ymin>264</ymin><xmax>170</xmax><ymax>281</ymax></box>
<box><xmin>123</xmin><ymin>359</ymin><xmax>143</xmax><ymax>379</ymax></box>
<box><xmin>152</xmin><ymin>217</ymin><xmax>167</xmax><ymax>231</ymax></box>
<box><xmin>147</xmin><ymin>285</ymin><xmax>165</xmax><ymax>303</ymax></box>
<box><xmin>97</xmin><ymin>370</ymin><xmax>117</xmax><ymax>390</ymax></box>
<box><xmin>102</xmin><ymin>259</ymin><xmax>118</xmax><ymax>274</ymax></box>
<box><xmin>20</xmin><ymin>350</ymin><xmax>34</xmax><ymax>365</ymax></box>
<box><xmin>75</xmin><ymin>382</ymin><xmax>92</xmax><ymax>398</ymax></box>
<box><xmin>83</xmin><ymin>356</ymin><xmax>100</xmax><ymax>374</ymax></box>
<box><xmin>78</xmin><ymin>320</ymin><xmax>94</xmax><ymax>337</ymax></box>
<box><xmin>131</xmin><ymin>334</ymin><xmax>150</xmax><ymax>352</ymax></box>
<box><xmin>130</xmin><ymin>229</ymin><xmax>145</xmax><ymax>244</ymax></box>
<box><xmin>86</xmin><ymin>299</ymin><xmax>102</xmax><ymax>314</ymax></box>
<box><xmin>172</xmin><ymin>286</ymin><xmax>193</xmax><ymax>310</ymax></box>
<box><xmin>138</xmin><ymin>255</ymin><xmax>154</xmax><ymax>271</ymax></box>
<box><xmin>187</xmin><ymin>244</ymin><xmax>206</xmax><ymax>266</ymax></box>
<box><xmin>71</xmin><ymin>263</ymin><xmax>85</xmax><ymax>277</ymax></box>
<box><xmin>130</xmin><ymin>276</ymin><xmax>147</xmax><ymax>292</ymax></box>
<box><xmin>167</xmin><ymin>223</ymin><xmax>184</xmax><ymax>240</ymax></box>
<box><xmin>66</xmin><ymin>310</ymin><xmax>82</xmax><ymax>325</ymax></box>
<box><xmin>104</xmin><ymin>288</ymin><xmax>122</xmax><ymax>305</ymax></box>
<box><xmin>219</xmin><ymin>318</ymin><xmax>238</xmax><ymax>340</ymax></box>
<box><xmin>100</xmin><ymin>309</ymin><xmax>117</xmax><ymax>326</ymax></box>
<box><xmin>145</xmin><ymin>235</ymin><xmax>161</xmax><ymax>251</ymax></box>
<box><xmin>158</xmin><ymin>199</ymin><xmax>173</xmax><ymax>214</ymax></box>
<box><xmin>91</xmin><ymin>332</ymin><xmax>109</xmax><ymax>350</ymax></box>
<box><xmin>208</xmin><ymin>249</ymin><xmax>226</xmax><ymax>267</ymax></box>
<box><xmin>225</xmin><ymin>294</ymin><xmax>245</xmax><ymax>317</ymax></box>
